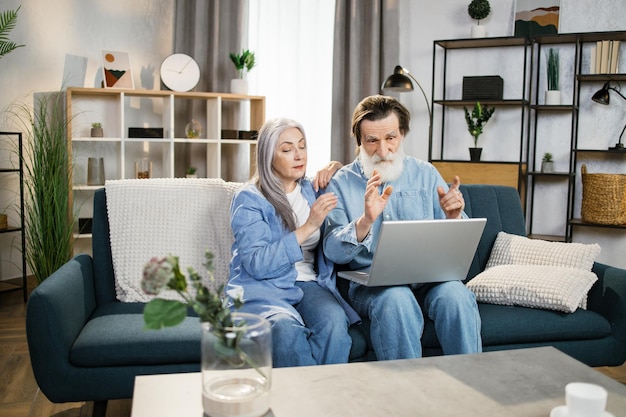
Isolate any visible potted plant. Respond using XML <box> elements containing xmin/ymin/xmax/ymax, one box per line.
<box><xmin>541</xmin><ymin>152</ymin><xmax>554</xmax><ymax>173</ymax></box>
<box><xmin>229</xmin><ymin>49</ymin><xmax>256</xmax><ymax>95</ymax></box>
<box><xmin>546</xmin><ymin>48</ymin><xmax>560</xmax><ymax>105</ymax></box>
<box><xmin>467</xmin><ymin>0</ymin><xmax>491</xmax><ymax>38</ymax></box>
<box><xmin>0</xmin><ymin>6</ymin><xmax>24</xmax><ymax>59</ymax></box>
<box><xmin>8</xmin><ymin>92</ymin><xmax>76</xmax><ymax>284</ymax></box>
<box><xmin>91</xmin><ymin>122</ymin><xmax>103</xmax><ymax>137</ymax></box>
<box><xmin>464</xmin><ymin>101</ymin><xmax>495</xmax><ymax>162</ymax></box>
<box><xmin>142</xmin><ymin>253</ymin><xmax>271</xmax><ymax>417</ymax></box>
<box><xmin>186</xmin><ymin>166</ymin><xmax>197</xmax><ymax>178</ymax></box>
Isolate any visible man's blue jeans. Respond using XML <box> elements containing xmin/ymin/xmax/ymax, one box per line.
<box><xmin>269</xmin><ymin>280</ymin><xmax>351</xmax><ymax>367</ymax></box>
<box><xmin>348</xmin><ymin>280</ymin><xmax>482</xmax><ymax>360</ymax></box>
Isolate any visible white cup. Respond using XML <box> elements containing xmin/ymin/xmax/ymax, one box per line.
<box><xmin>565</xmin><ymin>382</ymin><xmax>607</xmax><ymax>417</ymax></box>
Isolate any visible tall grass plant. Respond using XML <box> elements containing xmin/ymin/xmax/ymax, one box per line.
<box><xmin>7</xmin><ymin>92</ymin><xmax>75</xmax><ymax>284</ymax></box>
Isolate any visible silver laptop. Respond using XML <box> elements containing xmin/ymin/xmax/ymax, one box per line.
<box><xmin>337</xmin><ymin>218</ymin><xmax>486</xmax><ymax>286</ymax></box>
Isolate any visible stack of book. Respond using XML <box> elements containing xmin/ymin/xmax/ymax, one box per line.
<box><xmin>590</xmin><ymin>40</ymin><xmax>621</xmax><ymax>74</ymax></box>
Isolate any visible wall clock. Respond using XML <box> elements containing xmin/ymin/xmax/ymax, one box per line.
<box><xmin>160</xmin><ymin>53</ymin><xmax>200</xmax><ymax>92</ymax></box>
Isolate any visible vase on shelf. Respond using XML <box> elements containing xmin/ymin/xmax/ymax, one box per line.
<box><xmin>545</xmin><ymin>90</ymin><xmax>561</xmax><ymax>105</ymax></box>
<box><xmin>471</xmin><ymin>24</ymin><xmax>486</xmax><ymax>38</ymax></box>
<box><xmin>185</xmin><ymin>119</ymin><xmax>202</xmax><ymax>139</ymax></box>
<box><xmin>541</xmin><ymin>161</ymin><xmax>554</xmax><ymax>173</ymax></box>
<box><xmin>201</xmin><ymin>312</ymin><xmax>272</xmax><ymax>417</ymax></box>
<box><xmin>87</xmin><ymin>157</ymin><xmax>105</xmax><ymax>185</ymax></box>
<box><xmin>469</xmin><ymin>147</ymin><xmax>482</xmax><ymax>162</ymax></box>
<box><xmin>230</xmin><ymin>79</ymin><xmax>249</xmax><ymax>95</ymax></box>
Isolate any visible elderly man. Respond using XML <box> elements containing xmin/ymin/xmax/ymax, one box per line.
<box><xmin>323</xmin><ymin>94</ymin><xmax>482</xmax><ymax>360</ymax></box>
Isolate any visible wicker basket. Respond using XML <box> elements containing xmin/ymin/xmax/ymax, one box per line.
<box><xmin>581</xmin><ymin>164</ymin><xmax>626</xmax><ymax>225</ymax></box>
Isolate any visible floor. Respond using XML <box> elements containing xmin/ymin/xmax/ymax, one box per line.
<box><xmin>1</xmin><ymin>277</ymin><xmax>625</xmax><ymax>417</ymax></box>
<box><xmin>0</xmin><ymin>278</ymin><xmax>130</xmax><ymax>417</ymax></box>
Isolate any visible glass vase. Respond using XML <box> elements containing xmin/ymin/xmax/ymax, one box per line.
<box><xmin>201</xmin><ymin>313</ymin><xmax>272</xmax><ymax>417</ymax></box>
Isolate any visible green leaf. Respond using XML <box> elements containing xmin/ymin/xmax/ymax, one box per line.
<box><xmin>143</xmin><ymin>299</ymin><xmax>187</xmax><ymax>329</ymax></box>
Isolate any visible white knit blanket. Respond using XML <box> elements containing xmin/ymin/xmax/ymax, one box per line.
<box><xmin>105</xmin><ymin>178</ymin><xmax>243</xmax><ymax>302</ymax></box>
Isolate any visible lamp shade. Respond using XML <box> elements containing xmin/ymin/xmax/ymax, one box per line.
<box><xmin>382</xmin><ymin>66</ymin><xmax>414</xmax><ymax>92</ymax></box>
<box><xmin>592</xmin><ymin>82</ymin><xmax>611</xmax><ymax>105</ymax></box>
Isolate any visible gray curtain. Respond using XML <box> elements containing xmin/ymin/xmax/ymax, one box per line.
<box><xmin>174</xmin><ymin>0</ymin><xmax>248</xmax><ymax>93</ymax></box>
<box><xmin>330</xmin><ymin>0</ymin><xmax>400</xmax><ymax>163</ymax></box>
<box><xmin>173</xmin><ymin>0</ymin><xmax>249</xmax><ymax>180</ymax></box>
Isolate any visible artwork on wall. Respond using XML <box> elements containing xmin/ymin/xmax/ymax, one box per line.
<box><xmin>514</xmin><ymin>0</ymin><xmax>560</xmax><ymax>38</ymax></box>
<box><xmin>102</xmin><ymin>51</ymin><xmax>135</xmax><ymax>89</ymax></box>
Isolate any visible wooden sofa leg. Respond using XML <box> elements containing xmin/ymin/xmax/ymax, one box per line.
<box><xmin>92</xmin><ymin>400</ymin><xmax>108</xmax><ymax>417</ymax></box>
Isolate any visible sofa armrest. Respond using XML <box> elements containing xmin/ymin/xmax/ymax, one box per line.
<box><xmin>590</xmin><ymin>262</ymin><xmax>626</xmax><ymax>346</ymax></box>
<box><xmin>26</xmin><ymin>254</ymin><xmax>97</xmax><ymax>402</ymax></box>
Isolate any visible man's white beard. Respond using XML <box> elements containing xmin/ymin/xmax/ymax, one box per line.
<box><xmin>359</xmin><ymin>143</ymin><xmax>405</xmax><ymax>182</ymax></box>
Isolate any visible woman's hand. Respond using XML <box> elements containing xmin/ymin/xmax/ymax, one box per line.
<box><xmin>295</xmin><ymin>193</ymin><xmax>337</xmax><ymax>244</ymax></box>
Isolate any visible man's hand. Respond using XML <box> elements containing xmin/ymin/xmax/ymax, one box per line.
<box><xmin>437</xmin><ymin>176</ymin><xmax>464</xmax><ymax>219</ymax></box>
<box><xmin>313</xmin><ymin>161</ymin><xmax>343</xmax><ymax>191</ymax></box>
<box><xmin>356</xmin><ymin>170</ymin><xmax>393</xmax><ymax>241</ymax></box>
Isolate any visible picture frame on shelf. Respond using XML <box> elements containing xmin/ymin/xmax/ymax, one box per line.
<box><xmin>514</xmin><ymin>0</ymin><xmax>560</xmax><ymax>38</ymax></box>
<box><xmin>102</xmin><ymin>50</ymin><xmax>135</xmax><ymax>89</ymax></box>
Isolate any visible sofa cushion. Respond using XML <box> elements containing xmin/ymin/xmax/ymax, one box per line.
<box><xmin>486</xmin><ymin>231</ymin><xmax>600</xmax><ymax>271</ymax></box>
<box><xmin>70</xmin><ymin>303</ymin><xmax>202</xmax><ymax>367</ymax></box>
<box><xmin>467</xmin><ymin>265</ymin><xmax>597</xmax><ymax>313</ymax></box>
<box><xmin>478</xmin><ymin>303</ymin><xmax>612</xmax><ymax>346</ymax></box>
<box><xmin>467</xmin><ymin>232</ymin><xmax>601</xmax><ymax>312</ymax></box>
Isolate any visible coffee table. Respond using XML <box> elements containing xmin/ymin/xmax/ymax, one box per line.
<box><xmin>131</xmin><ymin>347</ymin><xmax>626</xmax><ymax>416</ymax></box>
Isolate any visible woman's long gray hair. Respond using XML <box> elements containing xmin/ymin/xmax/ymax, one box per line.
<box><xmin>254</xmin><ymin>117</ymin><xmax>306</xmax><ymax>231</ymax></box>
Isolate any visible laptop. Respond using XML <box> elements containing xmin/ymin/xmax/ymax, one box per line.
<box><xmin>337</xmin><ymin>218</ymin><xmax>486</xmax><ymax>286</ymax></box>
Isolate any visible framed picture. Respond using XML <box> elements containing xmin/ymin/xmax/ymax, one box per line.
<box><xmin>102</xmin><ymin>50</ymin><xmax>135</xmax><ymax>89</ymax></box>
<box><xmin>514</xmin><ymin>0</ymin><xmax>560</xmax><ymax>38</ymax></box>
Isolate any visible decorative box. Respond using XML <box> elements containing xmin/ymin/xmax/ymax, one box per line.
<box><xmin>462</xmin><ymin>76</ymin><xmax>504</xmax><ymax>101</ymax></box>
<box><xmin>128</xmin><ymin>127</ymin><xmax>164</xmax><ymax>138</ymax></box>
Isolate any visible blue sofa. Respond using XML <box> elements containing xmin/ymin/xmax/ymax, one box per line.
<box><xmin>26</xmin><ymin>183</ymin><xmax>626</xmax><ymax>417</ymax></box>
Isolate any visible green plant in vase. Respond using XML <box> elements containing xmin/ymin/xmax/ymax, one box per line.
<box><xmin>229</xmin><ymin>49</ymin><xmax>256</xmax><ymax>79</ymax></box>
<box><xmin>546</xmin><ymin>48</ymin><xmax>561</xmax><ymax>105</ymax></box>
<box><xmin>467</xmin><ymin>0</ymin><xmax>491</xmax><ymax>37</ymax></box>
<box><xmin>142</xmin><ymin>252</ymin><xmax>272</xmax><ymax>416</ymax></box>
<box><xmin>541</xmin><ymin>152</ymin><xmax>554</xmax><ymax>173</ymax></box>
<box><xmin>229</xmin><ymin>49</ymin><xmax>256</xmax><ymax>95</ymax></box>
<box><xmin>464</xmin><ymin>101</ymin><xmax>495</xmax><ymax>162</ymax></box>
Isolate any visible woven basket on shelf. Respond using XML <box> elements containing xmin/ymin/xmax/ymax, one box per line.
<box><xmin>581</xmin><ymin>164</ymin><xmax>626</xmax><ymax>225</ymax></box>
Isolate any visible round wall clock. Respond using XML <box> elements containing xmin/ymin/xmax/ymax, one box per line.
<box><xmin>160</xmin><ymin>53</ymin><xmax>200</xmax><ymax>92</ymax></box>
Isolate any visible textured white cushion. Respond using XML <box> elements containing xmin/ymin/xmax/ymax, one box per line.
<box><xmin>106</xmin><ymin>178</ymin><xmax>243</xmax><ymax>302</ymax></box>
<box><xmin>467</xmin><ymin>265</ymin><xmax>597</xmax><ymax>313</ymax></box>
<box><xmin>468</xmin><ymin>232</ymin><xmax>601</xmax><ymax>313</ymax></box>
<box><xmin>487</xmin><ymin>232</ymin><xmax>600</xmax><ymax>271</ymax></box>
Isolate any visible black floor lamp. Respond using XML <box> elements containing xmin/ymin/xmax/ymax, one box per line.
<box><xmin>591</xmin><ymin>81</ymin><xmax>626</xmax><ymax>151</ymax></box>
<box><xmin>381</xmin><ymin>65</ymin><xmax>432</xmax><ymax>141</ymax></box>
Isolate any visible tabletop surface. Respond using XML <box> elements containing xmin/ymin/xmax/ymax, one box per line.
<box><xmin>131</xmin><ymin>347</ymin><xmax>626</xmax><ymax>417</ymax></box>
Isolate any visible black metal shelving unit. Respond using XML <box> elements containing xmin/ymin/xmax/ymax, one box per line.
<box><xmin>0</xmin><ymin>131</ymin><xmax>27</xmax><ymax>302</ymax></box>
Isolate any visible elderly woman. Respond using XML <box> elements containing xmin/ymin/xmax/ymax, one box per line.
<box><xmin>226</xmin><ymin>118</ymin><xmax>360</xmax><ymax>367</ymax></box>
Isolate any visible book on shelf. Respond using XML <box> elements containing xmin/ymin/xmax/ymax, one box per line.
<box><xmin>594</xmin><ymin>40</ymin><xmax>620</xmax><ymax>74</ymax></box>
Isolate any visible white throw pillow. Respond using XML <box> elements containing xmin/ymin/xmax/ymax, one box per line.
<box><xmin>487</xmin><ymin>232</ymin><xmax>600</xmax><ymax>271</ymax></box>
<box><xmin>467</xmin><ymin>265</ymin><xmax>597</xmax><ymax>313</ymax></box>
<box><xmin>468</xmin><ymin>232</ymin><xmax>601</xmax><ymax>313</ymax></box>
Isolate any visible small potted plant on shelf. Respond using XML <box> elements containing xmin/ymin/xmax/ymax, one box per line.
<box><xmin>464</xmin><ymin>101</ymin><xmax>495</xmax><ymax>162</ymax></box>
<box><xmin>186</xmin><ymin>166</ymin><xmax>197</xmax><ymax>178</ymax></box>
<box><xmin>91</xmin><ymin>122</ymin><xmax>103</xmax><ymax>137</ymax></box>
<box><xmin>229</xmin><ymin>49</ymin><xmax>256</xmax><ymax>95</ymax></box>
<box><xmin>467</xmin><ymin>0</ymin><xmax>491</xmax><ymax>38</ymax></box>
<box><xmin>541</xmin><ymin>152</ymin><xmax>554</xmax><ymax>173</ymax></box>
<box><xmin>545</xmin><ymin>48</ymin><xmax>560</xmax><ymax>105</ymax></box>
